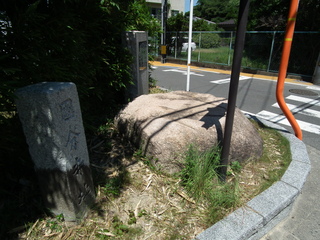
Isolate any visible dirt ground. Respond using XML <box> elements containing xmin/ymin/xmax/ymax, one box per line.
<box><xmin>15</xmin><ymin>120</ymin><xmax>289</xmax><ymax>240</ymax></box>
<box><xmin>83</xmin><ymin>121</ymin><xmax>288</xmax><ymax>240</ymax></box>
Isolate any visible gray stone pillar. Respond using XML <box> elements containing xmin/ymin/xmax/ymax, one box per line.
<box><xmin>123</xmin><ymin>31</ymin><xmax>149</xmax><ymax>100</ymax></box>
<box><xmin>15</xmin><ymin>82</ymin><xmax>95</xmax><ymax>222</ymax></box>
<box><xmin>312</xmin><ymin>51</ymin><xmax>320</xmax><ymax>85</ymax></box>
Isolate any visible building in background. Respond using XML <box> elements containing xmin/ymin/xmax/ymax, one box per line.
<box><xmin>217</xmin><ymin>19</ymin><xmax>236</xmax><ymax>31</ymax></box>
<box><xmin>146</xmin><ymin>0</ymin><xmax>185</xmax><ymax>20</ymax></box>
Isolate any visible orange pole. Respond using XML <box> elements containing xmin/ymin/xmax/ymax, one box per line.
<box><xmin>276</xmin><ymin>0</ymin><xmax>302</xmax><ymax>140</ymax></box>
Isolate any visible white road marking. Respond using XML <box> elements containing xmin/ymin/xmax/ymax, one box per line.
<box><xmin>307</xmin><ymin>86</ymin><xmax>320</xmax><ymax>92</ymax></box>
<box><xmin>272</xmin><ymin>102</ymin><xmax>320</xmax><ymax>118</ymax></box>
<box><xmin>256</xmin><ymin>110</ymin><xmax>320</xmax><ymax>134</ymax></box>
<box><xmin>286</xmin><ymin>95</ymin><xmax>320</xmax><ymax>107</ymax></box>
<box><xmin>163</xmin><ymin>69</ymin><xmax>204</xmax><ymax>76</ymax></box>
<box><xmin>210</xmin><ymin>76</ymin><xmax>251</xmax><ymax>84</ymax></box>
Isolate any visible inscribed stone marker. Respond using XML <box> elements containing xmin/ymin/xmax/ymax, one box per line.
<box><xmin>15</xmin><ymin>82</ymin><xmax>95</xmax><ymax>222</ymax></box>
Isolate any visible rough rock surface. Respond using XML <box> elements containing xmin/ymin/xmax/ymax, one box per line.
<box><xmin>115</xmin><ymin>91</ymin><xmax>263</xmax><ymax>174</ymax></box>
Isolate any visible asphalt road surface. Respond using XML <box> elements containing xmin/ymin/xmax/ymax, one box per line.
<box><xmin>150</xmin><ymin>62</ymin><xmax>320</xmax><ymax>150</ymax></box>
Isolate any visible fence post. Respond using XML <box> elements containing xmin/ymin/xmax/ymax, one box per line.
<box><xmin>174</xmin><ymin>31</ymin><xmax>177</xmax><ymax>59</ymax></box>
<box><xmin>228</xmin><ymin>31</ymin><xmax>233</xmax><ymax>66</ymax></box>
<box><xmin>197</xmin><ymin>32</ymin><xmax>202</xmax><ymax>62</ymax></box>
<box><xmin>267</xmin><ymin>31</ymin><xmax>276</xmax><ymax>72</ymax></box>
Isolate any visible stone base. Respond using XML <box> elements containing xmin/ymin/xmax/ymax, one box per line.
<box><xmin>37</xmin><ymin>165</ymin><xmax>95</xmax><ymax>222</ymax></box>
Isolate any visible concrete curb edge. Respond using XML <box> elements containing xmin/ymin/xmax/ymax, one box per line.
<box><xmin>194</xmin><ymin>115</ymin><xmax>311</xmax><ymax>240</ymax></box>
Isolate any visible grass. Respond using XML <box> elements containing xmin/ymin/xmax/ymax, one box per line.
<box><xmin>176</xmin><ymin>47</ymin><xmax>232</xmax><ymax>65</ymax></box>
<box><xmin>180</xmin><ymin>145</ymin><xmax>240</xmax><ymax>224</ymax></box>
<box><xmin>171</xmin><ymin>47</ymin><xmax>268</xmax><ymax>70</ymax></box>
<box><xmin>149</xmin><ymin>86</ymin><xmax>169</xmax><ymax>94</ymax></box>
<box><xmin>251</xmin><ymin>120</ymin><xmax>292</xmax><ymax>192</ymax></box>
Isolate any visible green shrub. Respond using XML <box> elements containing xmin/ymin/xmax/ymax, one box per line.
<box><xmin>199</xmin><ymin>33</ymin><xmax>221</xmax><ymax>48</ymax></box>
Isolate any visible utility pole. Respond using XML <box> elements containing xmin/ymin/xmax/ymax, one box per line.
<box><xmin>220</xmin><ymin>0</ymin><xmax>251</xmax><ymax>181</ymax></box>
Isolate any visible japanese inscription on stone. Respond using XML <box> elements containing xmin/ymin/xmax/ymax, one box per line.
<box><xmin>15</xmin><ymin>82</ymin><xmax>95</xmax><ymax>221</ymax></box>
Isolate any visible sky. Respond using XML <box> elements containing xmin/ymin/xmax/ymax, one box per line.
<box><xmin>185</xmin><ymin>0</ymin><xmax>198</xmax><ymax>13</ymax></box>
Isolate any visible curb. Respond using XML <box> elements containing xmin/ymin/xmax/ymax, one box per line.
<box><xmin>194</xmin><ymin>116</ymin><xmax>311</xmax><ymax>240</ymax></box>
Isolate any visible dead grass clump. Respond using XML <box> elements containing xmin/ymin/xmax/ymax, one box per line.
<box><xmin>13</xmin><ymin>118</ymin><xmax>291</xmax><ymax>240</ymax></box>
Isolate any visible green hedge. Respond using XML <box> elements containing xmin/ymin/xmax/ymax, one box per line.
<box><xmin>194</xmin><ymin>33</ymin><xmax>222</xmax><ymax>48</ymax></box>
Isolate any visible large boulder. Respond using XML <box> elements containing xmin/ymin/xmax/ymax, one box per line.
<box><xmin>115</xmin><ymin>91</ymin><xmax>263</xmax><ymax>174</ymax></box>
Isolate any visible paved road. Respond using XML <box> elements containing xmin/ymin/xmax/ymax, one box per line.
<box><xmin>150</xmin><ymin>61</ymin><xmax>320</xmax><ymax>151</ymax></box>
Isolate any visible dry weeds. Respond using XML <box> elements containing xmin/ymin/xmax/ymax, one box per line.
<box><xmin>15</xmin><ymin>120</ymin><xmax>290</xmax><ymax>240</ymax></box>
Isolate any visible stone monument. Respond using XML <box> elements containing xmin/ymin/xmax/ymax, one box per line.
<box><xmin>15</xmin><ymin>82</ymin><xmax>95</xmax><ymax>222</ymax></box>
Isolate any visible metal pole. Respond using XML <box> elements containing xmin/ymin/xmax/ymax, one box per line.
<box><xmin>220</xmin><ymin>0</ymin><xmax>250</xmax><ymax>181</ymax></box>
<box><xmin>276</xmin><ymin>0</ymin><xmax>302</xmax><ymax>140</ymax></box>
<box><xmin>186</xmin><ymin>0</ymin><xmax>194</xmax><ymax>91</ymax></box>
<box><xmin>267</xmin><ymin>31</ymin><xmax>276</xmax><ymax>72</ymax></box>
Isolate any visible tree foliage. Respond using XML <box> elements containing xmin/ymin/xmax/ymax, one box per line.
<box><xmin>167</xmin><ymin>13</ymin><xmax>189</xmax><ymax>32</ymax></box>
<box><xmin>1</xmin><ymin>1</ymin><xmax>128</xmax><ymax>118</ymax></box>
<box><xmin>125</xmin><ymin>0</ymin><xmax>161</xmax><ymax>37</ymax></box>
<box><xmin>167</xmin><ymin>12</ymin><xmax>217</xmax><ymax>32</ymax></box>
<box><xmin>193</xmin><ymin>0</ymin><xmax>320</xmax><ymax>31</ymax></box>
<box><xmin>193</xmin><ymin>0</ymin><xmax>239</xmax><ymax>23</ymax></box>
<box><xmin>193</xmin><ymin>18</ymin><xmax>218</xmax><ymax>31</ymax></box>
<box><xmin>295</xmin><ymin>0</ymin><xmax>320</xmax><ymax>31</ymax></box>
<box><xmin>248</xmin><ymin>0</ymin><xmax>320</xmax><ymax>31</ymax></box>
<box><xmin>166</xmin><ymin>13</ymin><xmax>218</xmax><ymax>55</ymax></box>
<box><xmin>248</xmin><ymin>0</ymin><xmax>290</xmax><ymax>30</ymax></box>
<box><xmin>0</xmin><ymin>0</ymin><xmax>160</xmax><ymax>125</ymax></box>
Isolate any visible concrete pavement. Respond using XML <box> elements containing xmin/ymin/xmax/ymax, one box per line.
<box><xmin>261</xmin><ymin>144</ymin><xmax>320</xmax><ymax>240</ymax></box>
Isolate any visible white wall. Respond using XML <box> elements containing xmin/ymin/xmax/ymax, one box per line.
<box><xmin>147</xmin><ymin>0</ymin><xmax>185</xmax><ymax>17</ymax></box>
<box><xmin>169</xmin><ymin>0</ymin><xmax>185</xmax><ymax>15</ymax></box>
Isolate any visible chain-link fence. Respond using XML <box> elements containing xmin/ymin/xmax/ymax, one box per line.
<box><xmin>151</xmin><ymin>31</ymin><xmax>320</xmax><ymax>78</ymax></box>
